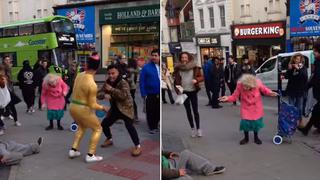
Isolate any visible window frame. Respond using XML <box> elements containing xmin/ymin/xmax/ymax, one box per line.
<box><xmin>219</xmin><ymin>5</ymin><xmax>226</xmax><ymax>27</ymax></box>
<box><xmin>208</xmin><ymin>7</ymin><xmax>215</xmax><ymax>28</ymax></box>
<box><xmin>199</xmin><ymin>8</ymin><xmax>204</xmax><ymax>29</ymax></box>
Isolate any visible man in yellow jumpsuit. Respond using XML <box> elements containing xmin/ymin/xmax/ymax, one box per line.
<box><xmin>68</xmin><ymin>53</ymin><xmax>109</xmax><ymax>163</ymax></box>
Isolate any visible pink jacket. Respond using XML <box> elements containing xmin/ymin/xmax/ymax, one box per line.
<box><xmin>41</xmin><ymin>77</ymin><xmax>68</xmax><ymax>110</ymax></box>
<box><xmin>227</xmin><ymin>79</ymin><xmax>273</xmax><ymax>120</ymax></box>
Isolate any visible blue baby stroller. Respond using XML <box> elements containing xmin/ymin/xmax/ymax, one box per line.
<box><xmin>273</xmin><ymin>95</ymin><xmax>301</xmax><ymax>145</ymax></box>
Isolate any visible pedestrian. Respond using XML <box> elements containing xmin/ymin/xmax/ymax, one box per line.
<box><xmin>0</xmin><ymin>73</ymin><xmax>10</xmax><ymax>135</ymax></box>
<box><xmin>285</xmin><ymin>53</ymin><xmax>308</xmax><ymax>127</ymax></box>
<box><xmin>202</xmin><ymin>55</ymin><xmax>212</xmax><ymax>106</ymax></box>
<box><xmin>98</xmin><ymin>65</ymin><xmax>142</xmax><ymax>156</ymax></box>
<box><xmin>298</xmin><ymin>43</ymin><xmax>320</xmax><ymax>135</ymax></box>
<box><xmin>240</xmin><ymin>55</ymin><xmax>255</xmax><ymax>75</ymax></box>
<box><xmin>127</xmin><ymin>58</ymin><xmax>139</xmax><ymax>121</ymax></box>
<box><xmin>1</xmin><ymin>56</ymin><xmax>22</xmax><ymax>127</ymax></box>
<box><xmin>219</xmin><ymin>74</ymin><xmax>278</xmax><ymax>145</ymax></box>
<box><xmin>68</xmin><ymin>52</ymin><xmax>109</xmax><ymax>163</ymax></box>
<box><xmin>162</xmin><ymin>63</ymin><xmax>175</xmax><ymax>104</ymax></box>
<box><xmin>174</xmin><ymin>52</ymin><xmax>204</xmax><ymax>137</ymax></box>
<box><xmin>115</xmin><ymin>55</ymin><xmax>129</xmax><ymax>80</ymax></box>
<box><xmin>34</xmin><ymin>58</ymin><xmax>49</xmax><ymax>110</ymax></box>
<box><xmin>18</xmin><ymin>60</ymin><xmax>36</xmax><ymax>114</ymax></box>
<box><xmin>139</xmin><ymin>49</ymin><xmax>160</xmax><ymax>134</ymax></box>
<box><xmin>224</xmin><ymin>55</ymin><xmax>240</xmax><ymax>105</ymax></box>
<box><xmin>218</xmin><ymin>57</ymin><xmax>226</xmax><ymax>97</ymax></box>
<box><xmin>41</xmin><ymin>73</ymin><xmax>68</xmax><ymax>130</ymax></box>
<box><xmin>0</xmin><ymin>137</ymin><xmax>43</xmax><ymax>166</ymax></box>
<box><xmin>209</xmin><ymin>57</ymin><xmax>222</xmax><ymax>109</ymax></box>
<box><xmin>64</xmin><ymin>60</ymin><xmax>78</xmax><ymax>106</ymax></box>
<box><xmin>162</xmin><ymin>149</ymin><xmax>226</xmax><ymax>180</ymax></box>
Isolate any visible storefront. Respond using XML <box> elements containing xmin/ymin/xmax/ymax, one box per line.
<box><xmin>231</xmin><ymin>21</ymin><xmax>286</xmax><ymax>67</ymax></box>
<box><xmin>289</xmin><ymin>0</ymin><xmax>320</xmax><ymax>52</ymax></box>
<box><xmin>99</xmin><ymin>5</ymin><xmax>160</xmax><ymax>67</ymax></box>
<box><xmin>196</xmin><ymin>35</ymin><xmax>222</xmax><ymax>65</ymax></box>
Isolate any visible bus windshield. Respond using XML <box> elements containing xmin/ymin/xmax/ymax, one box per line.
<box><xmin>51</xmin><ymin>19</ymin><xmax>74</xmax><ymax>34</ymax></box>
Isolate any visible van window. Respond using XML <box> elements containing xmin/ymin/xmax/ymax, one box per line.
<box><xmin>260</xmin><ymin>58</ymin><xmax>276</xmax><ymax>73</ymax></box>
<box><xmin>280</xmin><ymin>55</ymin><xmax>309</xmax><ymax>70</ymax></box>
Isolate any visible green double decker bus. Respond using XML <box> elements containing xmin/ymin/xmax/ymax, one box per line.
<box><xmin>0</xmin><ymin>16</ymin><xmax>77</xmax><ymax>81</ymax></box>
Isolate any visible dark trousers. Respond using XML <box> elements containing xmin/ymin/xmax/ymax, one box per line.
<box><xmin>101</xmin><ymin>106</ymin><xmax>140</xmax><ymax>146</ymax></box>
<box><xmin>204</xmin><ymin>81</ymin><xmax>212</xmax><ymax>104</ymax></box>
<box><xmin>130</xmin><ymin>89</ymin><xmax>138</xmax><ymax>118</ymax></box>
<box><xmin>38</xmin><ymin>86</ymin><xmax>42</xmax><ymax>109</ymax></box>
<box><xmin>21</xmin><ymin>87</ymin><xmax>35</xmax><ymax>109</ymax></box>
<box><xmin>146</xmin><ymin>94</ymin><xmax>160</xmax><ymax>130</ymax></box>
<box><xmin>162</xmin><ymin>88</ymin><xmax>174</xmax><ymax>104</ymax></box>
<box><xmin>211</xmin><ymin>86</ymin><xmax>220</xmax><ymax>108</ymax></box>
<box><xmin>220</xmin><ymin>81</ymin><xmax>226</xmax><ymax>97</ymax></box>
<box><xmin>183</xmin><ymin>91</ymin><xmax>200</xmax><ymax>129</ymax></box>
<box><xmin>0</xmin><ymin>108</ymin><xmax>4</xmax><ymax>128</ymax></box>
<box><xmin>5</xmin><ymin>103</ymin><xmax>18</xmax><ymax>122</ymax></box>
<box><xmin>227</xmin><ymin>82</ymin><xmax>237</xmax><ymax>95</ymax></box>
<box><xmin>304</xmin><ymin>101</ymin><xmax>320</xmax><ymax>132</ymax></box>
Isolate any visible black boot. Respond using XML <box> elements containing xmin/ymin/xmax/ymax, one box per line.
<box><xmin>57</xmin><ymin>120</ymin><xmax>64</xmax><ymax>130</ymax></box>
<box><xmin>240</xmin><ymin>131</ymin><xmax>249</xmax><ymax>145</ymax></box>
<box><xmin>45</xmin><ymin>121</ymin><xmax>53</xmax><ymax>130</ymax></box>
<box><xmin>254</xmin><ymin>132</ymin><xmax>262</xmax><ymax>145</ymax></box>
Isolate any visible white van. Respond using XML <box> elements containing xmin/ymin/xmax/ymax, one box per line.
<box><xmin>255</xmin><ymin>50</ymin><xmax>314</xmax><ymax>91</ymax></box>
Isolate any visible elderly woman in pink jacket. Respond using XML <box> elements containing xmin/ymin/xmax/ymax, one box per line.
<box><xmin>41</xmin><ymin>73</ymin><xmax>68</xmax><ymax>130</ymax></box>
<box><xmin>219</xmin><ymin>74</ymin><xmax>278</xmax><ymax>145</ymax></box>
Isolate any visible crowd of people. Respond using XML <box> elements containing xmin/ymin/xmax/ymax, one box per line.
<box><xmin>0</xmin><ymin>49</ymin><xmax>161</xmax><ymax>165</ymax></box>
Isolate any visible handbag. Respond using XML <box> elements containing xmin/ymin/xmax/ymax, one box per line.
<box><xmin>0</xmin><ymin>85</ymin><xmax>11</xmax><ymax>108</ymax></box>
<box><xmin>175</xmin><ymin>94</ymin><xmax>188</xmax><ymax>105</ymax></box>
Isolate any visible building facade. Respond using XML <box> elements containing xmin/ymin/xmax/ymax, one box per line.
<box><xmin>55</xmin><ymin>0</ymin><xmax>160</xmax><ymax>68</ymax></box>
<box><xmin>230</xmin><ymin>0</ymin><xmax>286</xmax><ymax>67</ymax></box>
<box><xmin>193</xmin><ymin>0</ymin><xmax>232</xmax><ymax>65</ymax></box>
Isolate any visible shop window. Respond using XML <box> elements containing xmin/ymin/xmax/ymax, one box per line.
<box><xmin>199</xmin><ymin>9</ymin><xmax>204</xmax><ymax>29</ymax></box>
<box><xmin>259</xmin><ymin>58</ymin><xmax>276</xmax><ymax>73</ymax></box>
<box><xmin>19</xmin><ymin>24</ymin><xmax>33</xmax><ymax>36</ymax></box>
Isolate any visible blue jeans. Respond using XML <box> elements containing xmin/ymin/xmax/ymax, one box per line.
<box><xmin>288</xmin><ymin>96</ymin><xmax>303</xmax><ymax>118</ymax></box>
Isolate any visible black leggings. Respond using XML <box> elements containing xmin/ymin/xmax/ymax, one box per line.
<box><xmin>130</xmin><ymin>89</ymin><xmax>138</xmax><ymax>118</ymax></box>
<box><xmin>183</xmin><ymin>91</ymin><xmax>200</xmax><ymax>129</ymax></box>
<box><xmin>5</xmin><ymin>103</ymin><xmax>18</xmax><ymax>122</ymax></box>
<box><xmin>101</xmin><ymin>106</ymin><xmax>140</xmax><ymax>146</ymax></box>
<box><xmin>21</xmin><ymin>87</ymin><xmax>35</xmax><ymax>109</ymax></box>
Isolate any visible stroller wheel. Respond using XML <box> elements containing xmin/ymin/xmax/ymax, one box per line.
<box><xmin>70</xmin><ymin>122</ymin><xmax>78</xmax><ymax>132</ymax></box>
<box><xmin>273</xmin><ymin>135</ymin><xmax>283</xmax><ymax>145</ymax></box>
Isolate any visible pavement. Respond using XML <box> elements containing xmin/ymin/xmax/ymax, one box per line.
<box><xmin>163</xmin><ymin>90</ymin><xmax>320</xmax><ymax>180</ymax></box>
<box><xmin>0</xmin><ymin>82</ymin><xmax>159</xmax><ymax>180</ymax></box>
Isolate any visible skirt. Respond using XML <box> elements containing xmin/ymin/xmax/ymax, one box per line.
<box><xmin>47</xmin><ymin>110</ymin><xmax>64</xmax><ymax>120</ymax></box>
<box><xmin>240</xmin><ymin>117</ymin><xmax>264</xmax><ymax>132</ymax></box>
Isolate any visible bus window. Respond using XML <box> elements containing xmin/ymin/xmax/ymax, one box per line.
<box><xmin>3</xmin><ymin>27</ymin><xmax>19</xmax><ymax>37</ymax></box>
<box><xmin>34</xmin><ymin>23</ymin><xmax>49</xmax><ymax>34</ymax></box>
<box><xmin>51</xmin><ymin>19</ymin><xmax>74</xmax><ymax>34</ymax></box>
<box><xmin>0</xmin><ymin>29</ymin><xmax>3</xmax><ymax>37</ymax></box>
<box><xmin>19</xmin><ymin>24</ymin><xmax>33</xmax><ymax>36</ymax></box>
<box><xmin>0</xmin><ymin>52</ymin><xmax>17</xmax><ymax>67</ymax></box>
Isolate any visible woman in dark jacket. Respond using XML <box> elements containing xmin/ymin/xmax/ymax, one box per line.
<box><xmin>174</xmin><ymin>52</ymin><xmax>204</xmax><ymax>137</ymax></box>
<box><xmin>18</xmin><ymin>60</ymin><xmax>36</xmax><ymax>113</ymax></box>
<box><xmin>285</xmin><ymin>53</ymin><xmax>308</xmax><ymax>126</ymax></box>
<box><xmin>34</xmin><ymin>59</ymin><xmax>49</xmax><ymax>109</ymax></box>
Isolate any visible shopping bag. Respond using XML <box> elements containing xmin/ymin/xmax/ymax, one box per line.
<box><xmin>175</xmin><ymin>94</ymin><xmax>188</xmax><ymax>105</ymax></box>
<box><xmin>0</xmin><ymin>85</ymin><xmax>11</xmax><ymax>108</ymax></box>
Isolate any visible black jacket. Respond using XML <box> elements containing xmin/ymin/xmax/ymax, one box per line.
<box><xmin>309</xmin><ymin>59</ymin><xmax>320</xmax><ymax>101</ymax></box>
<box><xmin>33</xmin><ymin>66</ymin><xmax>48</xmax><ymax>88</ymax></box>
<box><xmin>225</xmin><ymin>63</ymin><xmax>241</xmax><ymax>84</ymax></box>
<box><xmin>285</xmin><ymin>66</ymin><xmax>308</xmax><ymax>97</ymax></box>
<box><xmin>17</xmin><ymin>66</ymin><xmax>35</xmax><ymax>89</ymax></box>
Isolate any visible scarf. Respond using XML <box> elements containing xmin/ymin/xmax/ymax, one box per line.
<box><xmin>175</xmin><ymin>61</ymin><xmax>197</xmax><ymax>71</ymax></box>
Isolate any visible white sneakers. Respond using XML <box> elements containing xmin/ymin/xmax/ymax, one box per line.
<box><xmin>69</xmin><ymin>150</ymin><xmax>103</xmax><ymax>163</ymax></box>
<box><xmin>191</xmin><ymin>128</ymin><xmax>203</xmax><ymax>138</ymax></box>
<box><xmin>68</xmin><ymin>150</ymin><xmax>81</xmax><ymax>159</ymax></box>
<box><xmin>191</xmin><ymin>128</ymin><xmax>197</xmax><ymax>137</ymax></box>
<box><xmin>85</xmin><ymin>155</ymin><xmax>103</xmax><ymax>163</ymax></box>
<box><xmin>0</xmin><ymin>129</ymin><xmax>4</xmax><ymax>135</ymax></box>
<box><xmin>15</xmin><ymin>121</ymin><xmax>22</xmax><ymax>127</ymax></box>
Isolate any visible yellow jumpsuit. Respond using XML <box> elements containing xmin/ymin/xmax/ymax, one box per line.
<box><xmin>69</xmin><ymin>72</ymin><xmax>104</xmax><ymax>155</ymax></box>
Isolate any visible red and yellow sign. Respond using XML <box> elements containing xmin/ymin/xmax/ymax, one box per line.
<box><xmin>232</xmin><ymin>22</ymin><xmax>285</xmax><ymax>39</ymax></box>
